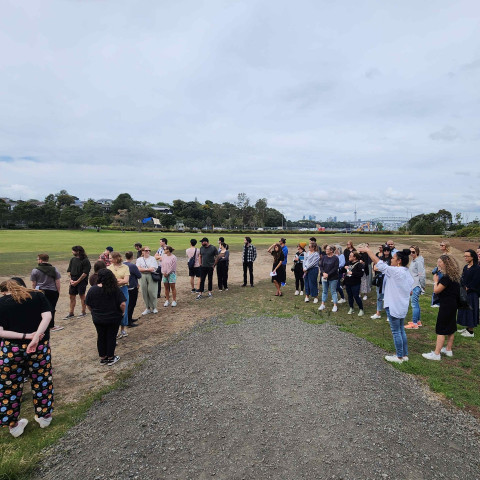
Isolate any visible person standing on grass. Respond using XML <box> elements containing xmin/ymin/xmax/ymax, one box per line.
<box><xmin>371</xmin><ymin>246</ymin><xmax>392</xmax><ymax>319</ymax></box>
<box><xmin>216</xmin><ymin>242</ymin><xmax>230</xmax><ymax>291</ymax></box>
<box><xmin>154</xmin><ymin>238</ymin><xmax>168</xmax><ymax>299</ymax></box>
<box><xmin>134</xmin><ymin>243</ymin><xmax>143</xmax><ymax>259</ymax></box>
<box><xmin>405</xmin><ymin>245</ymin><xmax>426</xmax><ymax>330</ymax></box>
<box><xmin>89</xmin><ymin>260</ymin><xmax>106</xmax><ymax>286</ymax></box>
<box><xmin>302</xmin><ymin>242</ymin><xmax>320</xmax><ymax>304</ymax></box>
<box><xmin>186</xmin><ymin>239</ymin><xmax>201</xmax><ymax>293</ymax></box>
<box><xmin>65</xmin><ymin>246</ymin><xmax>91</xmax><ymax>319</ymax></box>
<box><xmin>422</xmin><ymin>255</ymin><xmax>461</xmax><ymax>361</ymax></box>
<box><xmin>85</xmin><ymin>269</ymin><xmax>126</xmax><ymax>366</ymax></box>
<box><xmin>136</xmin><ymin>246</ymin><xmax>158</xmax><ymax>315</ymax></box>
<box><xmin>268</xmin><ymin>243</ymin><xmax>286</xmax><ymax>296</ymax></box>
<box><xmin>280</xmin><ymin>238</ymin><xmax>288</xmax><ymax>286</ymax></box>
<box><xmin>124</xmin><ymin>251</ymin><xmax>141</xmax><ymax>328</ymax></box>
<box><xmin>196</xmin><ymin>238</ymin><xmax>218</xmax><ymax>300</ymax></box>
<box><xmin>99</xmin><ymin>246</ymin><xmax>113</xmax><ymax>266</ymax></box>
<box><xmin>241</xmin><ymin>236</ymin><xmax>257</xmax><ymax>287</ymax></box>
<box><xmin>0</xmin><ymin>279</ymin><xmax>54</xmax><ymax>438</ymax></box>
<box><xmin>431</xmin><ymin>241</ymin><xmax>450</xmax><ymax>308</ymax></box>
<box><xmin>386</xmin><ymin>239</ymin><xmax>398</xmax><ymax>255</ymax></box>
<box><xmin>343</xmin><ymin>241</ymin><xmax>356</xmax><ymax>267</ymax></box>
<box><xmin>358</xmin><ymin>246</ymin><xmax>413</xmax><ymax>364</ymax></box>
<box><xmin>31</xmin><ymin>253</ymin><xmax>63</xmax><ymax>332</ymax></box>
<box><xmin>334</xmin><ymin>245</ymin><xmax>347</xmax><ymax>304</ymax></box>
<box><xmin>162</xmin><ymin>246</ymin><xmax>177</xmax><ymax>307</ymax></box>
<box><xmin>343</xmin><ymin>251</ymin><xmax>365</xmax><ymax>316</ymax></box>
<box><xmin>456</xmin><ymin>249</ymin><xmax>480</xmax><ymax>338</ymax></box>
<box><xmin>318</xmin><ymin>245</ymin><xmax>340</xmax><ymax>313</ymax></box>
<box><xmin>293</xmin><ymin>243</ymin><xmax>307</xmax><ymax>295</ymax></box>
<box><xmin>107</xmin><ymin>252</ymin><xmax>130</xmax><ymax>338</ymax></box>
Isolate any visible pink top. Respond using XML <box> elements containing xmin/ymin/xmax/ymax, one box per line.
<box><xmin>161</xmin><ymin>254</ymin><xmax>177</xmax><ymax>275</ymax></box>
<box><xmin>186</xmin><ymin>247</ymin><xmax>201</xmax><ymax>267</ymax></box>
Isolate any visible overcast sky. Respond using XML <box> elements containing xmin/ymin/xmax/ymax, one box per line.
<box><xmin>1</xmin><ymin>0</ymin><xmax>479</xmax><ymax>222</ymax></box>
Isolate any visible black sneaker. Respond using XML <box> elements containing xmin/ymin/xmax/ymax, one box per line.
<box><xmin>100</xmin><ymin>358</ymin><xmax>108</xmax><ymax>365</ymax></box>
<box><xmin>63</xmin><ymin>313</ymin><xmax>74</xmax><ymax>320</ymax></box>
<box><xmin>127</xmin><ymin>323</ymin><xmax>138</xmax><ymax>328</ymax></box>
<box><xmin>195</xmin><ymin>294</ymin><xmax>203</xmax><ymax>300</ymax></box>
<box><xmin>241</xmin><ymin>284</ymin><xmax>247</xmax><ymax>287</ymax></box>
<box><xmin>107</xmin><ymin>355</ymin><xmax>120</xmax><ymax>366</ymax></box>
<box><xmin>191</xmin><ymin>288</ymin><xmax>196</xmax><ymax>293</ymax></box>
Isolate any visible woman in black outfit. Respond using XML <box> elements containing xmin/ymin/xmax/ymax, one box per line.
<box><xmin>267</xmin><ymin>243</ymin><xmax>285</xmax><ymax>296</ymax></box>
<box><xmin>343</xmin><ymin>251</ymin><xmax>365</xmax><ymax>316</ymax></box>
<box><xmin>456</xmin><ymin>249</ymin><xmax>480</xmax><ymax>338</ymax></box>
<box><xmin>422</xmin><ymin>254</ymin><xmax>461</xmax><ymax>360</ymax></box>
<box><xmin>85</xmin><ymin>269</ymin><xmax>126</xmax><ymax>366</ymax></box>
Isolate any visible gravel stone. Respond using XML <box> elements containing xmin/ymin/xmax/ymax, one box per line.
<box><xmin>33</xmin><ymin>317</ymin><xmax>480</xmax><ymax>480</ymax></box>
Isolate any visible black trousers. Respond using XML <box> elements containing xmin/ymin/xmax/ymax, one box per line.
<box><xmin>199</xmin><ymin>267</ymin><xmax>214</xmax><ymax>293</ymax></box>
<box><xmin>243</xmin><ymin>261</ymin><xmax>254</xmax><ymax>286</ymax></box>
<box><xmin>94</xmin><ymin>323</ymin><xmax>119</xmax><ymax>358</ymax></box>
<box><xmin>217</xmin><ymin>262</ymin><xmax>228</xmax><ymax>290</ymax></box>
<box><xmin>294</xmin><ymin>268</ymin><xmax>305</xmax><ymax>291</ymax></box>
<box><xmin>43</xmin><ymin>289</ymin><xmax>60</xmax><ymax>328</ymax></box>
<box><xmin>156</xmin><ymin>267</ymin><xmax>162</xmax><ymax>298</ymax></box>
<box><xmin>128</xmin><ymin>287</ymin><xmax>139</xmax><ymax>323</ymax></box>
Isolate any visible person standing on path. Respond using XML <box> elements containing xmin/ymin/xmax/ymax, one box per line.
<box><xmin>134</xmin><ymin>243</ymin><xmax>143</xmax><ymax>259</ymax></box>
<box><xmin>124</xmin><ymin>251</ymin><xmax>141</xmax><ymax>327</ymax></box>
<box><xmin>186</xmin><ymin>239</ymin><xmax>201</xmax><ymax>293</ymax></box>
<box><xmin>85</xmin><ymin>269</ymin><xmax>126</xmax><ymax>366</ymax></box>
<box><xmin>99</xmin><ymin>246</ymin><xmax>113</xmax><ymax>267</ymax></box>
<box><xmin>359</xmin><ymin>245</ymin><xmax>413</xmax><ymax>363</ymax></box>
<box><xmin>162</xmin><ymin>246</ymin><xmax>177</xmax><ymax>307</ymax></box>
<box><xmin>215</xmin><ymin>242</ymin><xmax>230</xmax><ymax>291</ymax></box>
<box><xmin>422</xmin><ymin>255</ymin><xmax>461</xmax><ymax>361</ymax></box>
<box><xmin>154</xmin><ymin>238</ymin><xmax>168</xmax><ymax>299</ymax></box>
<box><xmin>65</xmin><ymin>246</ymin><xmax>91</xmax><ymax>319</ymax></box>
<box><xmin>196</xmin><ymin>238</ymin><xmax>218</xmax><ymax>300</ymax></box>
<box><xmin>107</xmin><ymin>252</ymin><xmax>130</xmax><ymax>338</ymax></box>
<box><xmin>241</xmin><ymin>236</ymin><xmax>257</xmax><ymax>287</ymax></box>
<box><xmin>0</xmin><ymin>279</ymin><xmax>54</xmax><ymax>437</ymax></box>
<box><xmin>136</xmin><ymin>246</ymin><xmax>158</xmax><ymax>315</ymax></box>
<box><xmin>31</xmin><ymin>253</ymin><xmax>62</xmax><ymax>332</ymax></box>
<box><xmin>280</xmin><ymin>238</ymin><xmax>288</xmax><ymax>286</ymax></box>
<box><xmin>405</xmin><ymin>245</ymin><xmax>426</xmax><ymax>329</ymax></box>
<box><xmin>456</xmin><ymin>249</ymin><xmax>480</xmax><ymax>338</ymax></box>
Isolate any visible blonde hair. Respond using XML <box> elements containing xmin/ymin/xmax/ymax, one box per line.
<box><xmin>441</xmin><ymin>241</ymin><xmax>451</xmax><ymax>253</ymax></box>
<box><xmin>110</xmin><ymin>251</ymin><xmax>123</xmax><ymax>264</ymax></box>
<box><xmin>439</xmin><ymin>254</ymin><xmax>461</xmax><ymax>283</ymax></box>
<box><xmin>0</xmin><ymin>280</ymin><xmax>34</xmax><ymax>303</ymax></box>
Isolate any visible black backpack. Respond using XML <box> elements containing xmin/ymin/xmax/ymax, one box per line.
<box><xmin>188</xmin><ymin>248</ymin><xmax>197</xmax><ymax>269</ymax></box>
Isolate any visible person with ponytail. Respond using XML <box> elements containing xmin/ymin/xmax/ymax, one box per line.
<box><xmin>85</xmin><ymin>269</ymin><xmax>126</xmax><ymax>366</ymax></box>
<box><xmin>0</xmin><ymin>279</ymin><xmax>54</xmax><ymax>437</ymax></box>
<box><xmin>358</xmin><ymin>245</ymin><xmax>414</xmax><ymax>363</ymax></box>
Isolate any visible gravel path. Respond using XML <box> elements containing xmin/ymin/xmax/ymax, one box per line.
<box><xmin>34</xmin><ymin>317</ymin><xmax>480</xmax><ymax>480</ymax></box>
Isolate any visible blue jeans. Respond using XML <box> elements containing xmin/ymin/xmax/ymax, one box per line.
<box><xmin>385</xmin><ymin>307</ymin><xmax>408</xmax><ymax>358</ymax></box>
<box><xmin>305</xmin><ymin>268</ymin><xmax>319</xmax><ymax>297</ymax></box>
<box><xmin>345</xmin><ymin>284</ymin><xmax>363</xmax><ymax>309</ymax></box>
<box><xmin>410</xmin><ymin>286</ymin><xmax>421</xmax><ymax>323</ymax></box>
<box><xmin>321</xmin><ymin>279</ymin><xmax>338</xmax><ymax>303</ymax></box>
<box><xmin>120</xmin><ymin>286</ymin><xmax>129</xmax><ymax>327</ymax></box>
<box><xmin>376</xmin><ymin>287</ymin><xmax>384</xmax><ymax>312</ymax></box>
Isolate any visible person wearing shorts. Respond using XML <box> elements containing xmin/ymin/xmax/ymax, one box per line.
<box><xmin>186</xmin><ymin>239</ymin><xmax>201</xmax><ymax>292</ymax></box>
<box><xmin>65</xmin><ymin>246</ymin><xmax>91</xmax><ymax>319</ymax></box>
<box><xmin>161</xmin><ymin>246</ymin><xmax>177</xmax><ymax>307</ymax></box>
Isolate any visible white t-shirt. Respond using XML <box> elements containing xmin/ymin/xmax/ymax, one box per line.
<box><xmin>376</xmin><ymin>260</ymin><xmax>414</xmax><ymax>319</ymax></box>
<box><xmin>136</xmin><ymin>256</ymin><xmax>158</xmax><ymax>271</ymax></box>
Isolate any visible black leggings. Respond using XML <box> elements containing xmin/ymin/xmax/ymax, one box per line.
<box><xmin>94</xmin><ymin>323</ymin><xmax>120</xmax><ymax>358</ymax></box>
<box><xmin>217</xmin><ymin>262</ymin><xmax>228</xmax><ymax>290</ymax></box>
<box><xmin>294</xmin><ymin>267</ymin><xmax>304</xmax><ymax>291</ymax></box>
<box><xmin>127</xmin><ymin>287</ymin><xmax>139</xmax><ymax>323</ymax></box>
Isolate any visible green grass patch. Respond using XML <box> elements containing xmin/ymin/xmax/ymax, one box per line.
<box><xmin>0</xmin><ymin>367</ymin><xmax>134</xmax><ymax>480</ymax></box>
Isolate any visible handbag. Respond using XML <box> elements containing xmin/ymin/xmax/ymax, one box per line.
<box><xmin>458</xmin><ymin>285</ymin><xmax>472</xmax><ymax>310</ymax></box>
<box><xmin>151</xmin><ymin>271</ymin><xmax>161</xmax><ymax>282</ymax></box>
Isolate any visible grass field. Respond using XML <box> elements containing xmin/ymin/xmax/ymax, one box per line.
<box><xmin>0</xmin><ymin>229</ymin><xmax>442</xmax><ymax>276</ymax></box>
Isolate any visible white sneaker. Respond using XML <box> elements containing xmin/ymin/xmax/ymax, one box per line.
<box><xmin>457</xmin><ymin>328</ymin><xmax>467</xmax><ymax>334</ymax></box>
<box><xmin>318</xmin><ymin>304</ymin><xmax>325</xmax><ymax>311</ymax></box>
<box><xmin>402</xmin><ymin>356</ymin><xmax>409</xmax><ymax>362</ymax></box>
<box><xmin>358</xmin><ymin>310</ymin><xmax>364</xmax><ymax>317</ymax></box>
<box><xmin>153</xmin><ymin>308</ymin><xmax>158</xmax><ymax>314</ymax></box>
<box><xmin>385</xmin><ymin>355</ymin><xmax>403</xmax><ymax>364</ymax></box>
<box><xmin>35</xmin><ymin>415</ymin><xmax>52</xmax><ymax>428</ymax></box>
<box><xmin>304</xmin><ymin>297</ymin><xmax>310</xmax><ymax>303</ymax></box>
<box><xmin>431</xmin><ymin>304</ymin><xmax>440</xmax><ymax>308</ymax></box>
<box><xmin>142</xmin><ymin>309</ymin><xmax>151</xmax><ymax>315</ymax></box>
<box><xmin>348</xmin><ymin>308</ymin><xmax>354</xmax><ymax>315</ymax></box>
<box><xmin>332</xmin><ymin>305</ymin><xmax>338</xmax><ymax>312</ymax></box>
<box><xmin>422</xmin><ymin>351</ymin><xmax>441</xmax><ymax>361</ymax></box>
<box><xmin>171</xmin><ymin>301</ymin><xmax>177</xmax><ymax>307</ymax></box>
<box><xmin>313</xmin><ymin>298</ymin><xmax>318</xmax><ymax>304</ymax></box>
<box><xmin>362</xmin><ymin>295</ymin><xmax>368</xmax><ymax>300</ymax></box>
<box><xmin>338</xmin><ymin>298</ymin><xmax>346</xmax><ymax>304</ymax></box>
<box><xmin>208</xmin><ymin>292</ymin><xmax>213</xmax><ymax>297</ymax></box>
<box><xmin>294</xmin><ymin>290</ymin><xmax>299</xmax><ymax>296</ymax></box>
<box><xmin>461</xmin><ymin>330</ymin><xmax>474</xmax><ymax>338</ymax></box>
<box><xmin>9</xmin><ymin>418</ymin><xmax>28</xmax><ymax>437</ymax></box>
<box><xmin>370</xmin><ymin>313</ymin><xmax>381</xmax><ymax>319</ymax></box>
<box><xmin>440</xmin><ymin>347</ymin><xmax>453</xmax><ymax>357</ymax></box>
<box><xmin>164</xmin><ymin>300</ymin><xmax>169</xmax><ymax>307</ymax></box>
<box><xmin>300</xmin><ymin>291</ymin><xmax>304</xmax><ymax>296</ymax></box>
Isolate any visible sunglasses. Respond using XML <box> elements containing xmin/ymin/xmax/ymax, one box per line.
<box><xmin>144</xmin><ymin>249</ymin><xmax>151</xmax><ymax>252</ymax></box>
<box><xmin>410</xmin><ymin>251</ymin><xmax>416</xmax><ymax>254</ymax></box>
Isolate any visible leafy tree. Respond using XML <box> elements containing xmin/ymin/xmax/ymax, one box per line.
<box><xmin>255</xmin><ymin>198</ymin><xmax>268</xmax><ymax>226</ymax></box>
<box><xmin>59</xmin><ymin>206</ymin><xmax>83</xmax><ymax>228</ymax></box>
<box><xmin>112</xmin><ymin>193</ymin><xmax>135</xmax><ymax>213</ymax></box>
<box><xmin>55</xmin><ymin>190</ymin><xmax>77</xmax><ymax>207</ymax></box>
<box><xmin>159</xmin><ymin>214</ymin><xmax>176</xmax><ymax>228</ymax></box>
<box><xmin>13</xmin><ymin>201</ymin><xmax>40</xmax><ymax>225</ymax></box>
<box><xmin>0</xmin><ymin>199</ymin><xmax>10</xmax><ymax>226</ymax></box>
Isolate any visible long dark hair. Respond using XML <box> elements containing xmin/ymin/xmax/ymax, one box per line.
<box><xmin>465</xmin><ymin>249</ymin><xmax>478</xmax><ymax>265</ymax></box>
<box><xmin>395</xmin><ymin>249</ymin><xmax>411</xmax><ymax>267</ymax></box>
<box><xmin>97</xmin><ymin>268</ymin><xmax>119</xmax><ymax>294</ymax></box>
<box><xmin>72</xmin><ymin>245</ymin><xmax>86</xmax><ymax>260</ymax></box>
<box><xmin>272</xmin><ymin>243</ymin><xmax>283</xmax><ymax>263</ymax></box>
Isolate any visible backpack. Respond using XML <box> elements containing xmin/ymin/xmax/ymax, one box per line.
<box><xmin>187</xmin><ymin>248</ymin><xmax>197</xmax><ymax>269</ymax></box>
